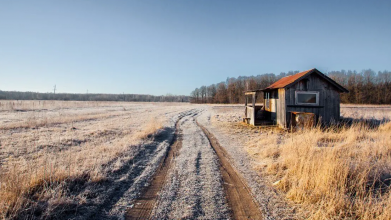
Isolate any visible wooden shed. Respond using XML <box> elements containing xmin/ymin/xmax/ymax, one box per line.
<box><xmin>244</xmin><ymin>68</ymin><xmax>348</xmax><ymax>128</ymax></box>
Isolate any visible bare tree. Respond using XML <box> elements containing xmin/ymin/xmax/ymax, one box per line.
<box><xmin>190</xmin><ymin>69</ymin><xmax>391</xmax><ymax>105</ymax></box>
<box><xmin>216</xmin><ymin>83</ymin><xmax>228</xmax><ymax>104</ymax></box>
<box><xmin>200</xmin><ymin>86</ymin><xmax>207</xmax><ymax>103</ymax></box>
<box><xmin>207</xmin><ymin>84</ymin><xmax>217</xmax><ymax>103</ymax></box>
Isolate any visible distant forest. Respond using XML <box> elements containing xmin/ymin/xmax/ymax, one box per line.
<box><xmin>190</xmin><ymin>69</ymin><xmax>391</xmax><ymax>104</ymax></box>
<box><xmin>0</xmin><ymin>91</ymin><xmax>189</xmax><ymax>102</ymax></box>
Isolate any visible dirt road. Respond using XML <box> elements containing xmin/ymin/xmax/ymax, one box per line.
<box><xmin>1</xmin><ymin>103</ymin><xmax>295</xmax><ymax>219</ymax></box>
<box><xmin>198</xmin><ymin>122</ymin><xmax>263</xmax><ymax>219</ymax></box>
<box><xmin>126</xmin><ymin>109</ymin><xmax>262</xmax><ymax>219</ymax></box>
<box><xmin>126</xmin><ymin>119</ymin><xmax>183</xmax><ymax>219</ymax></box>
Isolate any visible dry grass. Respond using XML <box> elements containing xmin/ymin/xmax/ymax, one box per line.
<box><xmin>246</xmin><ymin>121</ymin><xmax>391</xmax><ymax>219</ymax></box>
<box><xmin>207</xmin><ymin>104</ymin><xmax>391</xmax><ymax>219</ymax></box>
<box><xmin>0</xmin><ymin>101</ymin><xmax>191</xmax><ymax>219</ymax></box>
<box><xmin>0</xmin><ymin>118</ymin><xmax>164</xmax><ymax>218</ymax></box>
<box><xmin>132</xmin><ymin>117</ymin><xmax>165</xmax><ymax>141</ymax></box>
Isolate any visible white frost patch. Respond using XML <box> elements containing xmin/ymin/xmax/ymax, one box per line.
<box><xmin>106</xmin><ymin>109</ymin><xmax>197</xmax><ymax>218</ymax></box>
<box><xmin>152</xmin><ymin>109</ymin><xmax>230</xmax><ymax>219</ymax></box>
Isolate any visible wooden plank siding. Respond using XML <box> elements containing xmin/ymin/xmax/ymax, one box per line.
<box><xmin>276</xmin><ymin>88</ymin><xmax>286</xmax><ymax>128</ymax></box>
<box><xmin>283</xmin><ymin>73</ymin><xmax>341</xmax><ymax>128</ymax></box>
<box><xmin>245</xmin><ymin>68</ymin><xmax>346</xmax><ymax>128</ymax></box>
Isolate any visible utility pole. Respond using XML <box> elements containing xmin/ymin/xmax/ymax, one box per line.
<box><xmin>53</xmin><ymin>85</ymin><xmax>56</xmax><ymax>94</ymax></box>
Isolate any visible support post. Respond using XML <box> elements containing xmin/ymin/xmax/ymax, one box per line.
<box><xmin>253</xmin><ymin>93</ymin><xmax>257</xmax><ymax>107</ymax></box>
<box><xmin>245</xmin><ymin>95</ymin><xmax>248</xmax><ymax>119</ymax></box>
<box><xmin>251</xmin><ymin>93</ymin><xmax>257</xmax><ymax>125</ymax></box>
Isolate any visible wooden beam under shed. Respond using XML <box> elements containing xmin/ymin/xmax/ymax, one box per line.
<box><xmin>245</xmin><ymin>92</ymin><xmax>256</xmax><ymax>95</ymax></box>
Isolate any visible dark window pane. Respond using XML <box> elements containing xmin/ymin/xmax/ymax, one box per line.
<box><xmin>297</xmin><ymin>93</ymin><xmax>317</xmax><ymax>104</ymax></box>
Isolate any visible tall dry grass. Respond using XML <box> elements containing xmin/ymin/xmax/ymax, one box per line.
<box><xmin>0</xmin><ymin>155</ymin><xmax>74</xmax><ymax>218</ymax></box>
<box><xmin>247</xmin><ymin>122</ymin><xmax>391</xmax><ymax>219</ymax></box>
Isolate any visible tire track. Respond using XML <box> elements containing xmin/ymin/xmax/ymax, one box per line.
<box><xmin>125</xmin><ymin>118</ymin><xmax>183</xmax><ymax>219</ymax></box>
<box><xmin>84</xmin><ymin>109</ymin><xmax>196</xmax><ymax>219</ymax></box>
<box><xmin>197</xmin><ymin>120</ymin><xmax>264</xmax><ymax>220</ymax></box>
<box><xmin>150</xmin><ymin>110</ymin><xmax>230</xmax><ymax>219</ymax></box>
<box><xmin>126</xmin><ymin>109</ymin><xmax>263</xmax><ymax>219</ymax></box>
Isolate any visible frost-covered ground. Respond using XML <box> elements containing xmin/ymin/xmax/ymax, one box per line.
<box><xmin>0</xmin><ymin>101</ymin><xmax>294</xmax><ymax>219</ymax></box>
<box><xmin>0</xmin><ymin>101</ymin><xmax>195</xmax><ymax>219</ymax></box>
<box><xmin>340</xmin><ymin>104</ymin><xmax>391</xmax><ymax>121</ymax></box>
<box><xmin>5</xmin><ymin>101</ymin><xmax>384</xmax><ymax>219</ymax></box>
<box><xmin>197</xmin><ymin>105</ymin><xmax>296</xmax><ymax>219</ymax></box>
<box><xmin>152</xmin><ymin>108</ymin><xmax>230</xmax><ymax>219</ymax></box>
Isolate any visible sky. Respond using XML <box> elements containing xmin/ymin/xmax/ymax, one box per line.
<box><xmin>0</xmin><ymin>0</ymin><xmax>390</xmax><ymax>95</ymax></box>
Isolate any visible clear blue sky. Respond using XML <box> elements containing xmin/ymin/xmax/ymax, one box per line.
<box><xmin>1</xmin><ymin>0</ymin><xmax>390</xmax><ymax>95</ymax></box>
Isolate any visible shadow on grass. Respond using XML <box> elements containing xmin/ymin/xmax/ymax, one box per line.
<box><xmin>338</xmin><ymin>117</ymin><xmax>390</xmax><ymax>129</ymax></box>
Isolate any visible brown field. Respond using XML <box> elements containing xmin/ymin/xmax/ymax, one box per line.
<box><xmin>1</xmin><ymin>101</ymin><xmax>390</xmax><ymax>219</ymax></box>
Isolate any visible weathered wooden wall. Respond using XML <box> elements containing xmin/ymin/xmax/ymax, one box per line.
<box><xmin>284</xmin><ymin>73</ymin><xmax>341</xmax><ymax>128</ymax></box>
<box><xmin>276</xmin><ymin>88</ymin><xmax>286</xmax><ymax>128</ymax></box>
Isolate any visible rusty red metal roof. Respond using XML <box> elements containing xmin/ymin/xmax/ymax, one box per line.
<box><xmin>264</xmin><ymin>68</ymin><xmax>315</xmax><ymax>90</ymax></box>
<box><xmin>246</xmin><ymin>68</ymin><xmax>348</xmax><ymax>93</ymax></box>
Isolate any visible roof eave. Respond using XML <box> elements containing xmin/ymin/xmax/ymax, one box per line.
<box><xmin>261</xmin><ymin>88</ymin><xmax>279</xmax><ymax>91</ymax></box>
<box><xmin>311</xmin><ymin>69</ymin><xmax>349</xmax><ymax>93</ymax></box>
<box><xmin>281</xmin><ymin>69</ymin><xmax>349</xmax><ymax>93</ymax></box>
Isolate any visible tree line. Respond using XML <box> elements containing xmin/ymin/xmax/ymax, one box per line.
<box><xmin>190</xmin><ymin>69</ymin><xmax>391</xmax><ymax>104</ymax></box>
<box><xmin>0</xmin><ymin>91</ymin><xmax>189</xmax><ymax>102</ymax></box>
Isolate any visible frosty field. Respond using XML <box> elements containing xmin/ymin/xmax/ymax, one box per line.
<box><xmin>1</xmin><ymin>101</ymin><xmax>390</xmax><ymax>219</ymax></box>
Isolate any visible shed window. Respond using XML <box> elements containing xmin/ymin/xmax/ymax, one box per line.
<box><xmin>295</xmin><ymin>91</ymin><xmax>319</xmax><ymax>105</ymax></box>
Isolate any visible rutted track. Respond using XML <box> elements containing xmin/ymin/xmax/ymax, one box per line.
<box><xmin>125</xmin><ymin>120</ymin><xmax>183</xmax><ymax>219</ymax></box>
<box><xmin>4</xmin><ymin>104</ymin><xmax>268</xmax><ymax>219</ymax></box>
<box><xmin>197</xmin><ymin>121</ymin><xmax>263</xmax><ymax>219</ymax></box>
<box><xmin>150</xmin><ymin>110</ymin><xmax>230</xmax><ymax>219</ymax></box>
<box><xmin>79</xmin><ymin>109</ymin><xmax>196</xmax><ymax>219</ymax></box>
<box><xmin>127</xmin><ymin>109</ymin><xmax>263</xmax><ymax>219</ymax></box>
